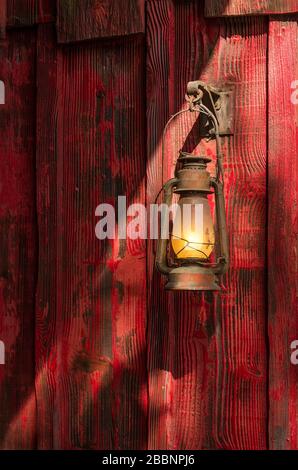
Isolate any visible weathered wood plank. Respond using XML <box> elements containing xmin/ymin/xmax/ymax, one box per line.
<box><xmin>36</xmin><ymin>29</ymin><xmax>147</xmax><ymax>448</ymax></box>
<box><xmin>147</xmin><ymin>0</ymin><xmax>268</xmax><ymax>449</ymax></box>
<box><xmin>0</xmin><ymin>29</ymin><xmax>37</xmax><ymax>449</ymax></box>
<box><xmin>35</xmin><ymin>23</ymin><xmax>58</xmax><ymax>449</ymax></box>
<box><xmin>146</xmin><ymin>0</ymin><xmax>224</xmax><ymax>450</ymax></box>
<box><xmin>268</xmin><ymin>16</ymin><xmax>298</xmax><ymax>450</ymax></box>
<box><xmin>201</xmin><ymin>15</ymin><xmax>268</xmax><ymax>450</ymax></box>
<box><xmin>57</xmin><ymin>0</ymin><xmax>145</xmax><ymax>43</ymax></box>
<box><xmin>7</xmin><ymin>0</ymin><xmax>55</xmax><ymax>26</ymax></box>
<box><xmin>0</xmin><ymin>0</ymin><xmax>6</xmax><ymax>38</ymax></box>
<box><xmin>205</xmin><ymin>0</ymin><xmax>298</xmax><ymax>17</ymax></box>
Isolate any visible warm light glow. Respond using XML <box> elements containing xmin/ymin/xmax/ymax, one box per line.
<box><xmin>171</xmin><ymin>195</ymin><xmax>215</xmax><ymax>260</ymax></box>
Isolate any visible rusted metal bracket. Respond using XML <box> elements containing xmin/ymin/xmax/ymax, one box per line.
<box><xmin>186</xmin><ymin>81</ymin><xmax>234</xmax><ymax>137</ymax></box>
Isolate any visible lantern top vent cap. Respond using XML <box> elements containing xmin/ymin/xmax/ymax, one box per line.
<box><xmin>178</xmin><ymin>151</ymin><xmax>212</xmax><ymax>164</ymax></box>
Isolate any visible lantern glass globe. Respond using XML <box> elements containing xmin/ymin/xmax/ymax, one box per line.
<box><xmin>171</xmin><ymin>194</ymin><xmax>215</xmax><ymax>260</ymax></box>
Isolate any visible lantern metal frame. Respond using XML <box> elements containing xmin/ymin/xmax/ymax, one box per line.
<box><xmin>155</xmin><ymin>81</ymin><xmax>231</xmax><ymax>291</ymax></box>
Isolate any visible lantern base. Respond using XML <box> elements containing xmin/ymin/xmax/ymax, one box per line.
<box><xmin>165</xmin><ymin>266</ymin><xmax>221</xmax><ymax>291</ymax></box>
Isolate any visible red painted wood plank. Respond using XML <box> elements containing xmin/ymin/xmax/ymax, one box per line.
<box><xmin>146</xmin><ymin>0</ymin><xmax>220</xmax><ymax>449</ymax></box>
<box><xmin>0</xmin><ymin>29</ymin><xmax>37</xmax><ymax>449</ymax></box>
<box><xmin>199</xmin><ymin>15</ymin><xmax>268</xmax><ymax>449</ymax></box>
<box><xmin>268</xmin><ymin>16</ymin><xmax>298</xmax><ymax>450</ymax></box>
<box><xmin>36</xmin><ymin>28</ymin><xmax>147</xmax><ymax>448</ymax></box>
<box><xmin>57</xmin><ymin>0</ymin><xmax>145</xmax><ymax>43</ymax></box>
<box><xmin>7</xmin><ymin>0</ymin><xmax>55</xmax><ymax>26</ymax></box>
<box><xmin>35</xmin><ymin>24</ymin><xmax>58</xmax><ymax>449</ymax></box>
<box><xmin>147</xmin><ymin>0</ymin><xmax>268</xmax><ymax>449</ymax></box>
<box><xmin>0</xmin><ymin>0</ymin><xmax>6</xmax><ymax>38</ymax></box>
<box><xmin>205</xmin><ymin>0</ymin><xmax>298</xmax><ymax>17</ymax></box>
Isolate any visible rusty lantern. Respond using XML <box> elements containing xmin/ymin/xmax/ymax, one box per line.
<box><xmin>155</xmin><ymin>81</ymin><xmax>231</xmax><ymax>291</ymax></box>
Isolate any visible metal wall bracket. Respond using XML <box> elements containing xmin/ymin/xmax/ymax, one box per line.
<box><xmin>186</xmin><ymin>81</ymin><xmax>234</xmax><ymax>138</ymax></box>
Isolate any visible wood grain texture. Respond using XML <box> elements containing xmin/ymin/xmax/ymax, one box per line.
<box><xmin>35</xmin><ymin>28</ymin><xmax>147</xmax><ymax>448</ymax></box>
<box><xmin>268</xmin><ymin>16</ymin><xmax>298</xmax><ymax>450</ymax></box>
<box><xmin>205</xmin><ymin>0</ymin><xmax>298</xmax><ymax>17</ymax></box>
<box><xmin>7</xmin><ymin>0</ymin><xmax>55</xmax><ymax>26</ymax></box>
<box><xmin>0</xmin><ymin>29</ymin><xmax>37</xmax><ymax>449</ymax></box>
<box><xmin>146</xmin><ymin>0</ymin><xmax>220</xmax><ymax>450</ymax></box>
<box><xmin>200</xmin><ymin>15</ymin><xmax>268</xmax><ymax>450</ymax></box>
<box><xmin>35</xmin><ymin>24</ymin><xmax>58</xmax><ymax>449</ymax></box>
<box><xmin>57</xmin><ymin>0</ymin><xmax>145</xmax><ymax>43</ymax></box>
<box><xmin>3</xmin><ymin>0</ymin><xmax>297</xmax><ymax>451</ymax></box>
<box><xmin>0</xmin><ymin>0</ymin><xmax>6</xmax><ymax>38</ymax></box>
<box><xmin>147</xmin><ymin>0</ymin><xmax>267</xmax><ymax>449</ymax></box>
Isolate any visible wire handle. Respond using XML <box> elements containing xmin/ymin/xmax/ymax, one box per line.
<box><xmin>160</xmin><ymin>94</ymin><xmax>224</xmax><ymax>191</ymax></box>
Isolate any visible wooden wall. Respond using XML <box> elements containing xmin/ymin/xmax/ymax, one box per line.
<box><xmin>0</xmin><ymin>0</ymin><xmax>297</xmax><ymax>450</ymax></box>
<box><xmin>267</xmin><ymin>15</ymin><xmax>298</xmax><ymax>450</ymax></box>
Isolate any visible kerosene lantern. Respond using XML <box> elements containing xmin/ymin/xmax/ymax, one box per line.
<box><xmin>155</xmin><ymin>81</ymin><xmax>232</xmax><ymax>291</ymax></box>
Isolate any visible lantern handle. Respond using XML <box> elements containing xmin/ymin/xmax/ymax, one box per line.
<box><xmin>155</xmin><ymin>178</ymin><xmax>178</xmax><ymax>275</ymax></box>
<box><xmin>161</xmin><ymin>96</ymin><xmax>224</xmax><ymax>188</ymax></box>
<box><xmin>161</xmin><ymin>108</ymin><xmax>190</xmax><ymax>186</ymax></box>
<box><xmin>210</xmin><ymin>177</ymin><xmax>229</xmax><ymax>274</ymax></box>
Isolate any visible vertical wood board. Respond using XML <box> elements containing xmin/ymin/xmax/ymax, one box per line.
<box><xmin>0</xmin><ymin>29</ymin><xmax>37</xmax><ymax>449</ymax></box>
<box><xmin>35</xmin><ymin>30</ymin><xmax>148</xmax><ymax>449</ymax></box>
<box><xmin>268</xmin><ymin>16</ymin><xmax>298</xmax><ymax>450</ymax></box>
<box><xmin>35</xmin><ymin>24</ymin><xmax>59</xmax><ymax>449</ymax></box>
<box><xmin>146</xmin><ymin>0</ymin><xmax>268</xmax><ymax>449</ymax></box>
